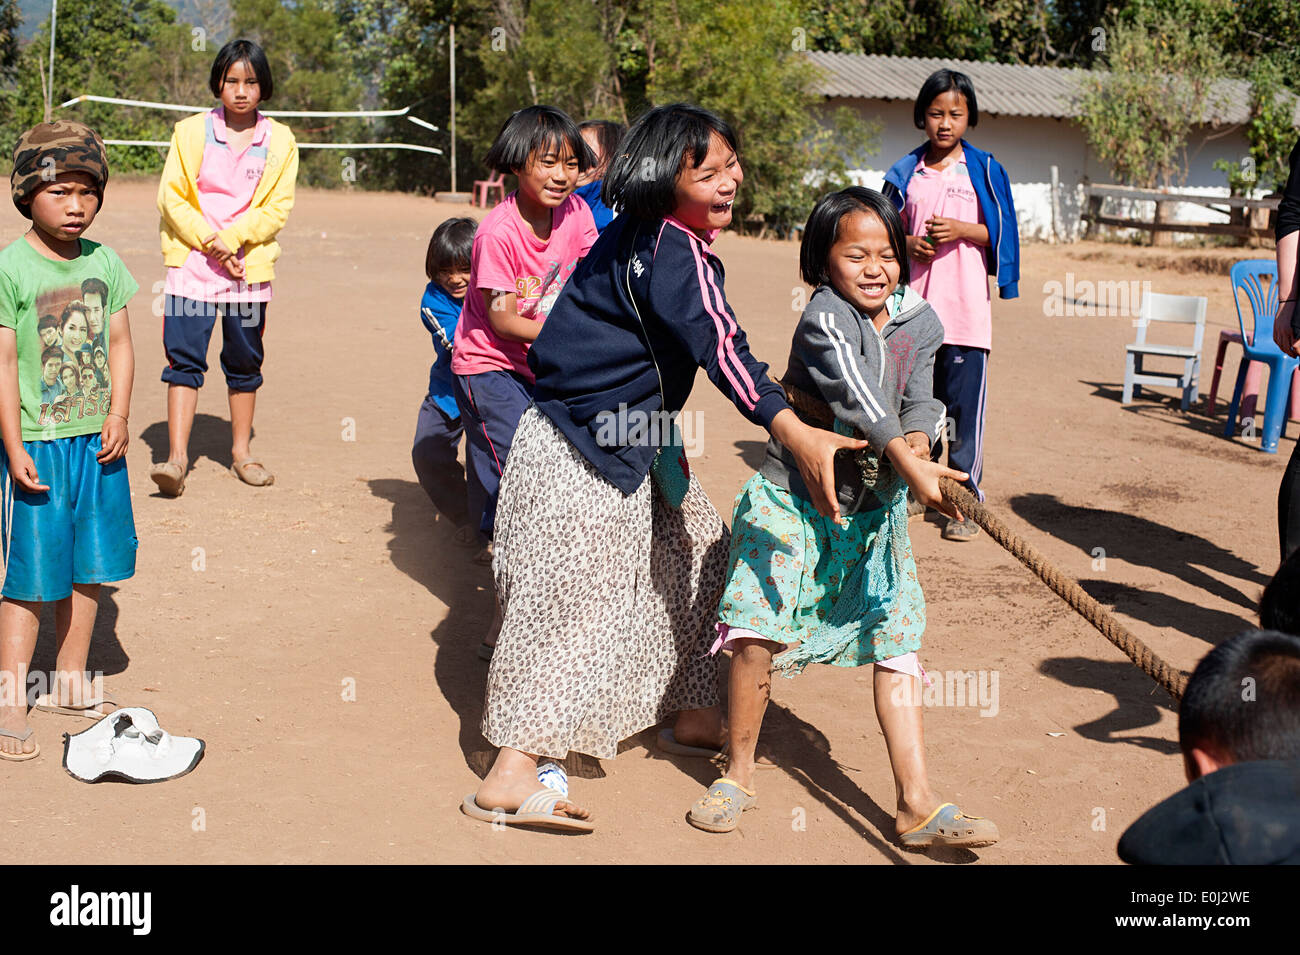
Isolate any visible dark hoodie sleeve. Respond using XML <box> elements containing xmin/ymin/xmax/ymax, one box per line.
<box><xmin>1277</xmin><ymin>138</ymin><xmax>1300</xmax><ymax>243</ymax></box>
<box><xmin>645</xmin><ymin>226</ymin><xmax>789</xmax><ymax>428</ymax></box>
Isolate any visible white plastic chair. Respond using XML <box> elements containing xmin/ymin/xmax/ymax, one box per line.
<box><xmin>1122</xmin><ymin>292</ymin><xmax>1208</xmax><ymax>411</ymax></box>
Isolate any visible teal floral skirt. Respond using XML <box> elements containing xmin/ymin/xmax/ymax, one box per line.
<box><xmin>716</xmin><ymin>472</ymin><xmax>925</xmax><ymax>673</ymax></box>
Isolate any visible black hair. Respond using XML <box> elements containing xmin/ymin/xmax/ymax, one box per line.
<box><xmin>60</xmin><ymin>302</ymin><xmax>88</xmax><ymax>327</ymax></box>
<box><xmin>1179</xmin><ymin>628</ymin><xmax>1300</xmax><ymax>763</ymax></box>
<box><xmin>482</xmin><ymin>105</ymin><xmax>594</xmax><ymax>176</ymax></box>
<box><xmin>799</xmin><ymin>187</ymin><xmax>910</xmax><ymax>289</ymax></box>
<box><xmin>578</xmin><ymin>119</ymin><xmax>625</xmax><ymax>178</ymax></box>
<box><xmin>913</xmin><ymin>69</ymin><xmax>979</xmax><ymax>130</ymax></box>
<box><xmin>425</xmin><ymin>217</ymin><xmax>477</xmax><ymax>283</ymax></box>
<box><xmin>1261</xmin><ymin>548</ymin><xmax>1300</xmax><ymax>637</ymax></box>
<box><xmin>38</xmin><ymin>313</ymin><xmax>59</xmax><ymax>331</ymax></box>
<box><xmin>602</xmin><ymin>103</ymin><xmax>740</xmax><ymax>221</ymax></box>
<box><xmin>209</xmin><ymin>39</ymin><xmax>274</xmax><ymax>102</ymax></box>
<box><xmin>41</xmin><ymin>344</ymin><xmax>62</xmax><ymax>364</ymax></box>
<box><xmin>80</xmin><ymin>277</ymin><xmax>108</xmax><ymax>302</ymax></box>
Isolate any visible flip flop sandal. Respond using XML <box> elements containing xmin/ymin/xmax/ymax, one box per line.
<box><xmin>898</xmin><ymin>802</ymin><xmax>1000</xmax><ymax>849</ymax></box>
<box><xmin>656</xmin><ymin>728</ymin><xmax>778</xmax><ymax>769</ymax></box>
<box><xmin>687</xmin><ymin>777</ymin><xmax>757</xmax><ymax>833</ymax></box>
<box><xmin>63</xmin><ymin>707</ymin><xmax>205</xmax><ymax>784</ymax></box>
<box><xmin>149</xmin><ymin>462</ymin><xmax>186</xmax><ymax>497</ymax></box>
<box><xmin>231</xmin><ymin>459</ymin><xmax>275</xmax><ymax>487</ymax></box>
<box><xmin>0</xmin><ymin>726</ymin><xmax>39</xmax><ymax>761</ymax></box>
<box><xmin>942</xmin><ymin>517</ymin><xmax>980</xmax><ymax>542</ymax></box>
<box><xmin>460</xmin><ymin>788</ymin><xmax>594</xmax><ymax>832</ymax></box>
<box><xmin>34</xmin><ymin>691</ymin><xmax>117</xmax><ymax>719</ymax></box>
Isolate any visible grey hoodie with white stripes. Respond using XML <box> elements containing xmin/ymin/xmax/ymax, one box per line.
<box><xmin>759</xmin><ymin>283</ymin><xmax>947</xmax><ymax>515</ymax></box>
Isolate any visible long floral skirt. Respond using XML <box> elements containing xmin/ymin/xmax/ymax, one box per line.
<box><xmin>481</xmin><ymin>406</ymin><xmax>729</xmax><ymax>760</ymax></box>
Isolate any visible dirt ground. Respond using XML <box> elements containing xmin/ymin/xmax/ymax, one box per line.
<box><xmin>2</xmin><ymin>180</ymin><xmax>1287</xmax><ymax>865</ymax></box>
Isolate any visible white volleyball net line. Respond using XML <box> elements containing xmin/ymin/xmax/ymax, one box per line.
<box><xmin>58</xmin><ymin>94</ymin><xmax>444</xmax><ymax>155</ymax></box>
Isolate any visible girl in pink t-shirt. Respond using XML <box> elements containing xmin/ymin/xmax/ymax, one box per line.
<box><xmin>451</xmin><ymin>106</ymin><xmax>598</xmax><ymax>556</ymax></box>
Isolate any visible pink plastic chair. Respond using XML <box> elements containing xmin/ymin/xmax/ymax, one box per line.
<box><xmin>1207</xmin><ymin>329</ymin><xmax>1300</xmax><ymax>422</ymax></box>
<box><xmin>473</xmin><ymin>171</ymin><xmax>505</xmax><ymax>208</ymax></box>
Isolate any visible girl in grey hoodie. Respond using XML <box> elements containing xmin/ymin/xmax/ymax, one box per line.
<box><xmin>687</xmin><ymin>188</ymin><xmax>999</xmax><ymax>849</ymax></box>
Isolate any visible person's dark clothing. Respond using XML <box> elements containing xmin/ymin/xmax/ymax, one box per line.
<box><xmin>1118</xmin><ymin>759</ymin><xmax>1300</xmax><ymax>865</ymax></box>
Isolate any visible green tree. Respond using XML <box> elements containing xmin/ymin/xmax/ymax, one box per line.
<box><xmin>3</xmin><ymin>0</ymin><xmax>211</xmax><ymax>174</ymax></box>
<box><xmin>1077</xmin><ymin>9</ymin><xmax>1227</xmax><ymax>188</ymax></box>
<box><xmin>649</xmin><ymin>0</ymin><xmax>878</xmax><ymax>233</ymax></box>
<box><xmin>232</xmin><ymin>0</ymin><xmax>365</xmax><ymax>186</ymax></box>
<box><xmin>1214</xmin><ymin>54</ymin><xmax>1297</xmax><ymax>196</ymax></box>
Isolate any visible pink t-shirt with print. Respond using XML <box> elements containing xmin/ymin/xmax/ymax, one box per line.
<box><xmin>903</xmin><ymin>157</ymin><xmax>992</xmax><ymax>350</ymax></box>
<box><xmin>451</xmin><ymin>192</ymin><xmax>598</xmax><ymax>381</ymax></box>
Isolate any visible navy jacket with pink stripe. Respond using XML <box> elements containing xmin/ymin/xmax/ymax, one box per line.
<box><xmin>530</xmin><ymin>214</ymin><xmax>790</xmax><ymax>495</ymax></box>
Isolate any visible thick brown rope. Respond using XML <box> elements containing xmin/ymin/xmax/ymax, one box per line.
<box><xmin>780</xmin><ymin>381</ymin><xmax>1189</xmax><ymax>701</ymax></box>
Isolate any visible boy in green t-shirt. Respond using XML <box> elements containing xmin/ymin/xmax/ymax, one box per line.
<box><xmin>0</xmin><ymin>120</ymin><xmax>139</xmax><ymax>761</ymax></box>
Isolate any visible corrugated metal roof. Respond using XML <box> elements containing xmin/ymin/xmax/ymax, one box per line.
<box><xmin>804</xmin><ymin>52</ymin><xmax>1298</xmax><ymax>127</ymax></box>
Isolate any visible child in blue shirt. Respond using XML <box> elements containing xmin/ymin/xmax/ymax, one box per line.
<box><xmin>0</xmin><ymin>121</ymin><xmax>139</xmax><ymax>760</ymax></box>
<box><xmin>413</xmin><ymin>217</ymin><xmax>479</xmax><ymax>542</ymax></box>
<box><xmin>572</xmin><ymin>120</ymin><xmax>622</xmax><ymax>233</ymax></box>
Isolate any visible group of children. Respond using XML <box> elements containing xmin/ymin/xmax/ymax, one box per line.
<box><xmin>435</xmin><ymin>71</ymin><xmax>1020</xmax><ymax>849</ymax></box>
<box><xmin>410</xmin><ymin>113</ymin><xmax>622</xmax><ymax>652</ymax></box>
<box><xmin>0</xmin><ymin>40</ymin><xmax>1019</xmax><ymax>852</ymax></box>
<box><xmin>0</xmin><ymin>39</ymin><xmax>296</xmax><ymax>759</ymax></box>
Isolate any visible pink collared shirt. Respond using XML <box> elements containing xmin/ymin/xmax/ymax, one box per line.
<box><xmin>165</xmin><ymin>107</ymin><xmax>273</xmax><ymax>304</ymax></box>
<box><xmin>902</xmin><ymin>156</ymin><xmax>992</xmax><ymax>350</ymax></box>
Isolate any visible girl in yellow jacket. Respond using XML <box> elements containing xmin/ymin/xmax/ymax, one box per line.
<box><xmin>150</xmin><ymin>38</ymin><xmax>298</xmax><ymax>497</ymax></box>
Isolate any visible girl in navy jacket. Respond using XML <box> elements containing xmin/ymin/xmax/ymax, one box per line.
<box><xmin>460</xmin><ymin>103</ymin><xmax>865</xmax><ymax>831</ymax></box>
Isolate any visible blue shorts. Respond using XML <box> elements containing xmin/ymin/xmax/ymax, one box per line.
<box><xmin>0</xmin><ymin>433</ymin><xmax>137</xmax><ymax>602</ymax></box>
<box><xmin>161</xmin><ymin>295</ymin><xmax>267</xmax><ymax>391</ymax></box>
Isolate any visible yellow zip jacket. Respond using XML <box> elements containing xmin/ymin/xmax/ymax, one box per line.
<box><xmin>157</xmin><ymin>110</ymin><xmax>299</xmax><ymax>284</ymax></box>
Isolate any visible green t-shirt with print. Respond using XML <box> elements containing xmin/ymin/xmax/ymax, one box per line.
<box><xmin>0</xmin><ymin>237</ymin><xmax>138</xmax><ymax>441</ymax></box>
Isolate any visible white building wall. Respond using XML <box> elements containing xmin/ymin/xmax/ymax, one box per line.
<box><xmin>824</xmin><ymin>97</ymin><xmax>1257</xmax><ymax>241</ymax></box>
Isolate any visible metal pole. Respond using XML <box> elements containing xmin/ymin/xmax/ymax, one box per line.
<box><xmin>47</xmin><ymin>0</ymin><xmax>57</xmax><ymax>123</ymax></box>
<box><xmin>450</xmin><ymin>21</ymin><xmax>457</xmax><ymax>193</ymax></box>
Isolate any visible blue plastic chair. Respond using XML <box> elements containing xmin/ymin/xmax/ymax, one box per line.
<box><xmin>1224</xmin><ymin>259</ymin><xmax>1300</xmax><ymax>453</ymax></box>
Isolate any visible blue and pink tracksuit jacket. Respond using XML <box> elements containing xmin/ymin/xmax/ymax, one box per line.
<box><xmin>529</xmin><ymin>214</ymin><xmax>790</xmax><ymax>494</ymax></box>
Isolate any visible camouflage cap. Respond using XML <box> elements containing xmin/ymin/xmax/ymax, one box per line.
<box><xmin>11</xmin><ymin>120</ymin><xmax>109</xmax><ymax>219</ymax></box>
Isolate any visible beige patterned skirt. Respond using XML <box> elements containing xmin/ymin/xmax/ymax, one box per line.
<box><xmin>482</xmin><ymin>406</ymin><xmax>728</xmax><ymax>761</ymax></box>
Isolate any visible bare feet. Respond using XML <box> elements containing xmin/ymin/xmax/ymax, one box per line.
<box><xmin>44</xmin><ymin>672</ymin><xmax>117</xmax><ymax>716</ymax></box>
<box><xmin>0</xmin><ymin>705</ymin><xmax>36</xmax><ymax>759</ymax></box>
<box><xmin>671</xmin><ymin>706</ymin><xmax>724</xmax><ymax>750</ymax></box>
<box><xmin>475</xmin><ymin>748</ymin><xmax>591</xmax><ymax>821</ymax></box>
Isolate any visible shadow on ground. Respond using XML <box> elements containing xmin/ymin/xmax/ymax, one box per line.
<box><xmin>139</xmin><ymin>412</ymin><xmax>255</xmax><ymax>478</ymax></box>
<box><xmin>1039</xmin><ymin>655</ymin><xmax>1180</xmax><ymax>754</ymax></box>
<box><xmin>368</xmin><ymin>477</ymin><xmax>499</xmax><ymax>777</ymax></box>
<box><xmin>1009</xmin><ymin>493</ymin><xmax>1269</xmax><ymax>622</ymax></box>
<box><xmin>1082</xmin><ymin>378</ymin><xmax>1299</xmax><ymax>452</ymax></box>
<box><xmin>28</xmin><ymin>585</ymin><xmax>128</xmax><ymax>694</ymax></box>
<box><xmin>733</xmin><ymin>439</ymin><xmax>767</xmax><ymax>471</ymax></box>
